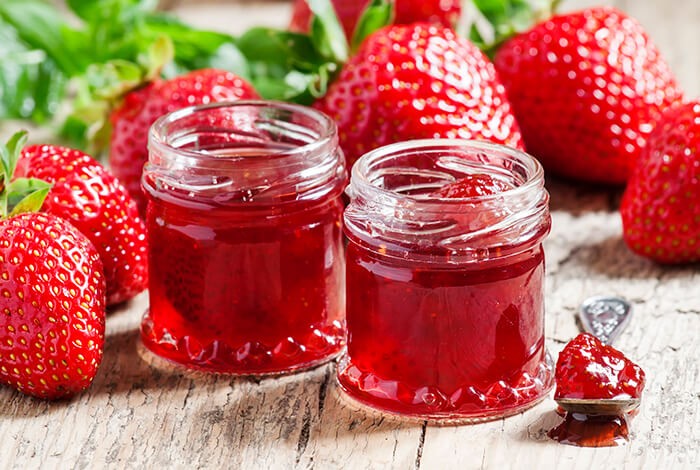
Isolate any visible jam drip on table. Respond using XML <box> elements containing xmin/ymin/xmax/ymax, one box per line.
<box><xmin>142</xmin><ymin>194</ymin><xmax>346</xmax><ymax>374</ymax></box>
<box><xmin>548</xmin><ymin>412</ymin><xmax>630</xmax><ymax>447</ymax></box>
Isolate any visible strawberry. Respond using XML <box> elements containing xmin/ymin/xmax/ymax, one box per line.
<box><xmin>430</xmin><ymin>174</ymin><xmax>513</xmax><ymax>198</ymax></box>
<box><xmin>109</xmin><ymin>68</ymin><xmax>259</xmax><ymax>213</ymax></box>
<box><xmin>314</xmin><ymin>23</ymin><xmax>524</xmax><ymax>169</ymax></box>
<box><xmin>555</xmin><ymin>333</ymin><xmax>645</xmax><ymax>400</ymax></box>
<box><xmin>16</xmin><ymin>144</ymin><xmax>147</xmax><ymax>305</ymax></box>
<box><xmin>494</xmin><ymin>7</ymin><xmax>682</xmax><ymax>184</ymax></box>
<box><xmin>620</xmin><ymin>101</ymin><xmax>700</xmax><ymax>263</ymax></box>
<box><xmin>289</xmin><ymin>0</ymin><xmax>461</xmax><ymax>39</ymax></box>
<box><xmin>0</xmin><ymin>133</ymin><xmax>106</xmax><ymax>399</ymax></box>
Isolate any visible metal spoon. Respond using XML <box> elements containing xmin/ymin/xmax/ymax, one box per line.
<box><xmin>554</xmin><ymin>295</ymin><xmax>640</xmax><ymax>415</ymax></box>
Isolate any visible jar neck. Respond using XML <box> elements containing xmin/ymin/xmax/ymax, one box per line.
<box><xmin>144</xmin><ymin>101</ymin><xmax>346</xmax><ymax>206</ymax></box>
<box><xmin>344</xmin><ymin>140</ymin><xmax>550</xmax><ymax>263</ymax></box>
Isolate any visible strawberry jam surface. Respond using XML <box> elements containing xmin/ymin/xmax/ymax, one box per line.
<box><xmin>554</xmin><ymin>333</ymin><xmax>646</xmax><ymax>400</ymax></box>
<box><xmin>340</xmin><ymin>167</ymin><xmax>554</xmax><ymax>421</ymax></box>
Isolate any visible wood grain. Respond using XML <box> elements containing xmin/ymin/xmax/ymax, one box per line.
<box><xmin>2</xmin><ymin>1</ymin><xmax>699</xmax><ymax>469</ymax></box>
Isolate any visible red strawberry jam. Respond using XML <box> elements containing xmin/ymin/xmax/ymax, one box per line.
<box><xmin>140</xmin><ymin>102</ymin><xmax>347</xmax><ymax>375</ymax></box>
<box><xmin>549</xmin><ymin>333</ymin><xmax>645</xmax><ymax>447</ymax></box>
<box><xmin>548</xmin><ymin>413</ymin><xmax>631</xmax><ymax>447</ymax></box>
<box><xmin>340</xmin><ymin>140</ymin><xmax>554</xmax><ymax>421</ymax></box>
<box><xmin>554</xmin><ymin>333</ymin><xmax>646</xmax><ymax>400</ymax></box>
<box><xmin>430</xmin><ymin>174</ymin><xmax>513</xmax><ymax>198</ymax></box>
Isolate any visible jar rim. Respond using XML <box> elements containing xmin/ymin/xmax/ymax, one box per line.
<box><xmin>149</xmin><ymin>100</ymin><xmax>338</xmax><ymax>168</ymax></box>
<box><xmin>344</xmin><ymin>139</ymin><xmax>550</xmax><ymax>263</ymax></box>
<box><xmin>350</xmin><ymin>139</ymin><xmax>545</xmax><ymax>207</ymax></box>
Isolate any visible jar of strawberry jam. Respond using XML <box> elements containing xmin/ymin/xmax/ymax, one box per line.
<box><xmin>141</xmin><ymin>101</ymin><xmax>347</xmax><ymax>375</ymax></box>
<box><xmin>340</xmin><ymin>139</ymin><xmax>553</xmax><ymax>421</ymax></box>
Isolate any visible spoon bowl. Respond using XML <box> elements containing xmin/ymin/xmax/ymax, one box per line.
<box><xmin>556</xmin><ymin>397</ymin><xmax>640</xmax><ymax>416</ymax></box>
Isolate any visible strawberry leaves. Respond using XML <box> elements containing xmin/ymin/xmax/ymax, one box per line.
<box><xmin>236</xmin><ymin>0</ymin><xmax>351</xmax><ymax>104</ymax></box>
<box><xmin>0</xmin><ymin>0</ymin><xmax>250</xmax><ymax>132</ymax></box>
<box><xmin>237</xmin><ymin>0</ymin><xmax>394</xmax><ymax>104</ymax></box>
<box><xmin>460</xmin><ymin>0</ymin><xmax>560</xmax><ymax>55</ymax></box>
<box><xmin>351</xmin><ymin>0</ymin><xmax>394</xmax><ymax>51</ymax></box>
<box><xmin>0</xmin><ymin>131</ymin><xmax>51</xmax><ymax>217</ymax></box>
<box><xmin>308</xmin><ymin>0</ymin><xmax>349</xmax><ymax>62</ymax></box>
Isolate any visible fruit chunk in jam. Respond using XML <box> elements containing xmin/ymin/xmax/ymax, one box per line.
<box><xmin>430</xmin><ymin>174</ymin><xmax>513</xmax><ymax>198</ymax></box>
<box><xmin>554</xmin><ymin>333</ymin><xmax>646</xmax><ymax>400</ymax></box>
<box><xmin>339</xmin><ymin>174</ymin><xmax>553</xmax><ymax>419</ymax></box>
<box><xmin>141</xmin><ymin>191</ymin><xmax>346</xmax><ymax>374</ymax></box>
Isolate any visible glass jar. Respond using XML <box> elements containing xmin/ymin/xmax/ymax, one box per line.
<box><xmin>141</xmin><ymin>101</ymin><xmax>347</xmax><ymax>375</ymax></box>
<box><xmin>340</xmin><ymin>139</ymin><xmax>553</xmax><ymax>421</ymax></box>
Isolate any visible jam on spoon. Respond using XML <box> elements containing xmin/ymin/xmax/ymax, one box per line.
<box><xmin>549</xmin><ymin>331</ymin><xmax>646</xmax><ymax>447</ymax></box>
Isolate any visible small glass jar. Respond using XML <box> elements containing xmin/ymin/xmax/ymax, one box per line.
<box><xmin>340</xmin><ymin>139</ymin><xmax>553</xmax><ymax>422</ymax></box>
<box><xmin>141</xmin><ymin>101</ymin><xmax>347</xmax><ymax>375</ymax></box>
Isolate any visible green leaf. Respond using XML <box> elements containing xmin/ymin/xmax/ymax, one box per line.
<box><xmin>0</xmin><ymin>0</ymin><xmax>84</xmax><ymax>76</ymax></box>
<box><xmin>67</xmin><ymin>0</ymin><xmax>158</xmax><ymax>22</ymax></box>
<box><xmin>237</xmin><ymin>27</ymin><xmax>339</xmax><ymax>103</ymax></box>
<box><xmin>140</xmin><ymin>16</ymin><xmax>250</xmax><ymax>78</ymax></box>
<box><xmin>350</xmin><ymin>0</ymin><xmax>394</xmax><ymax>51</ymax></box>
<box><xmin>0</xmin><ymin>131</ymin><xmax>28</xmax><ymax>182</ymax></box>
<box><xmin>140</xmin><ymin>35</ymin><xmax>175</xmax><ymax>82</ymax></box>
<box><xmin>59</xmin><ymin>116</ymin><xmax>90</xmax><ymax>150</ymax></box>
<box><xmin>7</xmin><ymin>178</ymin><xmax>51</xmax><ymax>217</ymax></box>
<box><xmin>308</xmin><ymin>0</ymin><xmax>349</xmax><ymax>63</ymax></box>
<box><xmin>0</xmin><ymin>18</ymin><xmax>68</xmax><ymax>122</ymax></box>
<box><xmin>461</xmin><ymin>0</ymin><xmax>559</xmax><ymax>55</ymax></box>
<box><xmin>85</xmin><ymin>60</ymin><xmax>145</xmax><ymax>101</ymax></box>
<box><xmin>0</xmin><ymin>133</ymin><xmax>52</xmax><ymax>218</ymax></box>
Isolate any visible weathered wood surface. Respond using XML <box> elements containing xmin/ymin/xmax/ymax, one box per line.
<box><xmin>1</xmin><ymin>1</ymin><xmax>699</xmax><ymax>469</ymax></box>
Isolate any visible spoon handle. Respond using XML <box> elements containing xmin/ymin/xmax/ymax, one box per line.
<box><xmin>578</xmin><ymin>296</ymin><xmax>632</xmax><ymax>345</ymax></box>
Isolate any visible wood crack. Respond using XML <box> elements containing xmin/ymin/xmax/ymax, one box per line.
<box><xmin>295</xmin><ymin>405</ymin><xmax>312</xmax><ymax>465</ymax></box>
<box><xmin>317</xmin><ymin>368</ymin><xmax>331</xmax><ymax>415</ymax></box>
<box><xmin>677</xmin><ymin>309</ymin><xmax>700</xmax><ymax>315</ymax></box>
<box><xmin>413</xmin><ymin>421</ymin><xmax>427</xmax><ymax>470</ymax></box>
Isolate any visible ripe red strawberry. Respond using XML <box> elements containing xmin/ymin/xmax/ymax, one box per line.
<box><xmin>17</xmin><ymin>145</ymin><xmax>147</xmax><ymax>305</ymax></box>
<box><xmin>494</xmin><ymin>7</ymin><xmax>682</xmax><ymax>184</ymax></box>
<box><xmin>0</xmin><ymin>132</ymin><xmax>106</xmax><ymax>399</ymax></box>
<box><xmin>555</xmin><ymin>333</ymin><xmax>645</xmax><ymax>400</ymax></box>
<box><xmin>0</xmin><ymin>213</ymin><xmax>106</xmax><ymax>399</ymax></box>
<box><xmin>315</xmin><ymin>23</ymin><xmax>524</xmax><ymax>169</ymax></box>
<box><xmin>289</xmin><ymin>0</ymin><xmax>461</xmax><ymax>39</ymax></box>
<box><xmin>620</xmin><ymin>101</ymin><xmax>700</xmax><ymax>263</ymax></box>
<box><xmin>430</xmin><ymin>174</ymin><xmax>513</xmax><ymax>198</ymax></box>
<box><xmin>109</xmin><ymin>69</ymin><xmax>259</xmax><ymax>213</ymax></box>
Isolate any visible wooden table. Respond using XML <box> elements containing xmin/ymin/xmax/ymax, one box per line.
<box><xmin>2</xmin><ymin>1</ymin><xmax>699</xmax><ymax>468</ymax></box>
